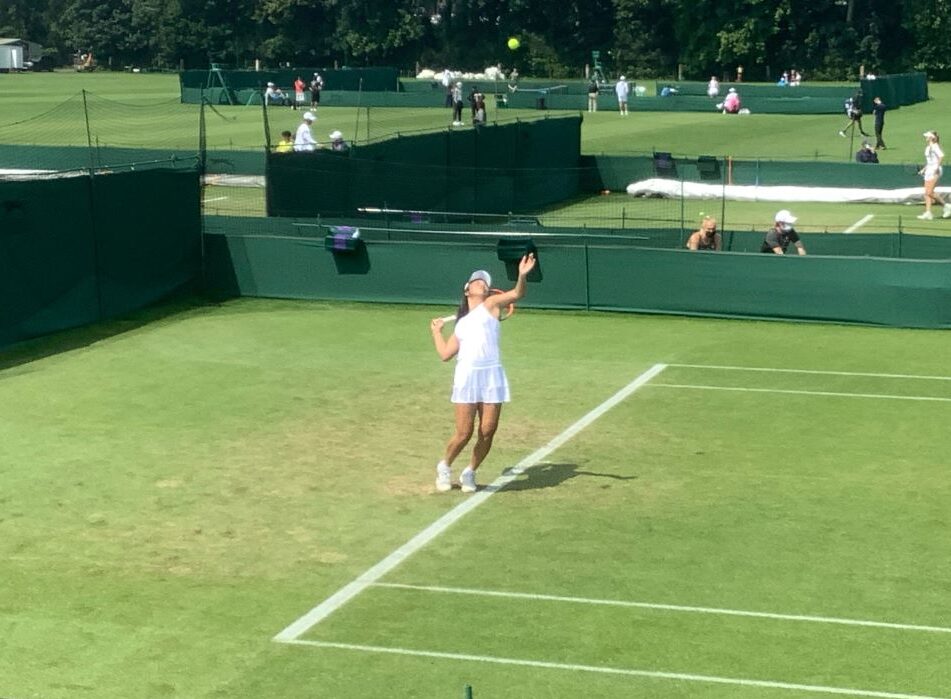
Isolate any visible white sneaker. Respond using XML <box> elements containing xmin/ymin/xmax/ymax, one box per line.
<box><xmin>459</xmin><ymin>467</ymin><xmax>477</xmax><ymax>493</ymax></box>
<box><xmin>435</xmin><ymin>463</ymin><xmax>452</xmax><ymax>492</ymax></box>
<box><xmin>918</xmin><ymin>211</ymin><xmax>934</xmax><ymax>220</ymax></box>
<box><xmin>943</xmin><ymin>204</ymin><xmax>951</xmax><ymax>219</ymax></box>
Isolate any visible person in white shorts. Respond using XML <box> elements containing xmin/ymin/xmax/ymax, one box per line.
<box><xmin>918</xmin><ymin>130</ymin><xmax>951</xmax><ymax>220</ymax></box>
<box><xmin>615</xmin><ymin>75</ymin><xmax>630</xmax><ymax>116</ymax></box>
<box><xmin>430</xmin><ymin>253</ymin><xmax>536</xmax><ymax>493</ymax></box>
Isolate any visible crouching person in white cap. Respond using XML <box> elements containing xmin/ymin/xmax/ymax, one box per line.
<box><xmin>265</xmin><ymin>82</ymin><xmax>289</xmax><ymax>106</ymax></box>
<box><xmin>329</xmin><ymin>130</ymin><xmax>349</xmax><ymax>152</ymax></box>
<box><xmin>294</xmin><ymin>111</ymin><xmax>318</xmax><ymax>152</ymax></box>
<box><xmin>762</xmin><ymin>210</ymin><xmax>806</xmax><ymax>255</ymax></box>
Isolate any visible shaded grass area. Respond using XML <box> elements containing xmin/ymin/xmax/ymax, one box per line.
<box><xmin>2</xmin><ymin>298</ymin><xmax>950</xmax><ymax>697</ymax></box>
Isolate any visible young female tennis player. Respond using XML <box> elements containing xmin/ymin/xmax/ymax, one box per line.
<box><xmin>430</xmin><ymin>253</ymin><xmax>536</xmax><ymax>493</ymax></box>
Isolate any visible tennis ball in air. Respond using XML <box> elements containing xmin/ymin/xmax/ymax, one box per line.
<box><xmin>507</xmin><ymin>37</ymin><xmax>520</xmax><ymax>50</ymax></box>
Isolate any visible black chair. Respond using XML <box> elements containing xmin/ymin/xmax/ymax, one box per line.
<box><xmin>697</xmin><ymin>155</ymin><xmax>722</xmax><ymax>181</ymax></box>
<box><xmin>653</xmin><ymin>151</ymin><xmax>677</xmax><ymax>178</ymax></box>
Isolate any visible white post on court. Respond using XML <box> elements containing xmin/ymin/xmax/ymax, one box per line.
<box><xmin>273</xmin><ymin>363</ymin><xmax>668</xmax><ymax>643</ymax></box>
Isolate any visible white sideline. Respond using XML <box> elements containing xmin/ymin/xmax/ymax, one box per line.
<box><xmin>845</xmin><ymin>214</ymin><xmax>875</xmax><ymax>233</ymax></box>
<box><xmin>654</xmin><ymin>383</ymin><xmax>951</xmax><ymax>403</ymax></box>
<box><xmin>272</xmin><ymin>363</ymin><xmax>668</xmax><ymax>643</ymax></box>
<box><xmin>668</xmin><ymin>364</ymin><xmax>951</xmax><ymax>381</ymax></box>
<box><xmin>372</xmin><ymin>582</ymin><xmax>951</xmax><ymax>634</ymax></box>
<box><xmin>284</xmin><ymin>640</ymin><xmax>950</xmax><ymax>699</ymax></box>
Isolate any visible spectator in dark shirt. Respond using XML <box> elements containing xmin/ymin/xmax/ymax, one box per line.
<box><xmin>762</xmin><ymin>210</ymin><xmax>807</xmax><ymax>255</ymax></box>
<box><xmin>856</xmin><ymin>140</ymin><xmax>879</xmax><ymax>164</ymax></box>
<box><xmin>871</xmin><ymin>97</ymin><xmax>887</xmax><ymax>150</ymax></box>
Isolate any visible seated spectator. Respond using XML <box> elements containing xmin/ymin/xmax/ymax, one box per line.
<box><xmin>472</xmin><ymin>91</ymin><xmax>486</xmax><ymax>126</ymax></box>
<box><xmin>294</xmin><ymin>111</ymin><xmax>318</xmax><ymax>152</ymax></box>
<box><xmin>762</xmin><ymin>210</ymin><xmax>806</xmax><ymax>255</ymax></box>
<box><xmin>329</xmin><ymin>130</ymin><xmax>350</xmax><ymax>152</ymax></box>
<box><xmin>265</xmin><ymin>82</ymin><xmax>289</xmax><ymax>106</ymax></box>
<box><xmin>855</xmin><ymin>140</ymin><xmax>879</xmax><ymax>164</ymax></box>
<box><xmin>686</xmin><ymin>216</ymin><xmax>722</xmax><ymax>251</ymax></box>
<box><xmin>275</xmin><ymin>130</ymin><xmax>294</xmax><ymax>153</ymax></box>
<box><xmin>660</xmin><ymin>86</ymin><xmax>679</xmax><ymax>97</ymax></box>
<box><xmin>722</xmin><ymin>87</ymin><xmax>740</xmax><ymax>114</ymax></box>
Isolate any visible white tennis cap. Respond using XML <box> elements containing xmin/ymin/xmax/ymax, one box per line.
<box><xmin>775</xmin><ymin>209</ymin><xmax>797</xmax><ymax>224</ymax></box>
<box><xmin>619</xmin><ymin>75</ymin><xmax>626</xmax><ymax>81</ymax></box>
<box><xmin>302</xmin><ymin>111</ymin><xmax>316</xmax><ymax>121</ymax></box>
<box><xmin>466</xmin><ymin>270</ymin><xmax>492</xmax><ymax>288</ymax></box>
<box><xmin>267</xmin><ymin>82</ymin><xmax>275</xmax><ymax>87</ymax></box>
<box><xmin>329</xmin><ymin>130</ymin><xmax>343</xmax><ymax>140</ymax></box>
<box><xmin>923</xmin><ymin>130</ymin><xmax>937</xmax><ymax>138</ymax></box>
<box><xmin>728</xmin><ymin>87</ymin><xmax>736</xmax><ymax>93</ymax></box>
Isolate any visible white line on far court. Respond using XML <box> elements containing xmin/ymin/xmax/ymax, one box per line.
<box><xmin>845</xmin><ymin>214</ymin><xmax>874</xmax><ymax>233</ymax></box>
<box><xmin>372</xmin><ymin>582</ymin><xmax>951</xmax><ymax>634</ymax></box>
<box><xmin>653</xmin><ymin>383</ymin><xmax>951</xmax><ymax>403</ymax></box>
<box><xmin>202</xmin><ymin>196</ymin><xmax>228</xmax><ymax>203</ymax></box>
<box><xmin>272</xmin><ymin>363</ymin><xmax>668</xmax><ymax>643</ymax></box>
<box><xmin>284</xmin><ymin>640</ymin><xmax>951</xmax><ymax>699</ymax></box>
<box><xmin>669</xmin><ymin>364</ymin><xmax>951</xmax><ymax>382</ymax></box>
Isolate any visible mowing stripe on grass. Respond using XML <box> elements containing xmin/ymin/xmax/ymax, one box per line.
<box><xmin>669</xmin><ymin>364</ymin><xmax>951</xmax><ymax>382</ymax></box>
<box><xmin>845</xmin><ymin>214</ymin><xmax>874</xmax><ymax>233</ymax></box>
<box><xmin>272</xmin><ymin>363</ymin><xmax>669</xmax><ymax>643</ymax></box>
<box><xmin>372</xmin><ymin>583</ymin><xmax>951</xmax><ymax>634</ymax></box>
<box><xmin>653</xmin><ymin>384</ymin><xmax>951</xmax><ymax>403</ymax></box>
<box><xmin>286</xmin><ymin>640</ymin><xmax>950</xmax><ymax>699</ymax></box>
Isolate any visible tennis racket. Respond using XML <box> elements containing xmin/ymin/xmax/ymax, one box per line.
<box><xmin>440</xmin><ymin>288</ymin><xmax>516</xmax><ymax>323</ymax></box>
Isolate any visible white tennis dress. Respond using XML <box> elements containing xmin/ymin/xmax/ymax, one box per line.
<box><xmin>451</xmin><ymin>303</ymin><xmax>510</xmax><ymax>404</ymax></box>
<box><xmin>924</xmin><ymin>142</ymin><xmax>944</xmax><ymax>180</ymax></box>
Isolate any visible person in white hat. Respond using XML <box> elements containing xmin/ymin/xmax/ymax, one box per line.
<box><xmin>265</xmin><ymin>81</ymin><xmax>289</xmax><ymax>106</ymax></box>
<box><xmin>294</xmin><ymin>111</ymin><xmax>318</xmax><ymax>152</ymax></box>
<box><xmin>722</xmin><ymin>87</ymin><xmax>740</xmax><ymax>114</ymax></box>
<box><xmin>328</xmin><ymin>129</ymin><xmax>349</xmax><ymax>152</ymax></box>
<box><xmin>918</xmin><ymin>130</ymin><xmax>951</xmax><ymax>220</ymax></box>
<box><xmin>615</xmin><ymin>75</ymin><xmax>630</xmax><ymax>115</ymax></box>
<box><xmin>762</xmin><ymin>210</ymin><xmax>806</xmax><ymax>255</ymax></box>
<box><xmin>429</xmin><ymin>253</ymin><xmax>536</xmax><ymax>493</ymax></box>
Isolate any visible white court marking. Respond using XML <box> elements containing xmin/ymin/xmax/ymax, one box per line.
<box><xmin>284</xmin><ymin>640</ymin><xmax>950</xmax><ymax>699</ymax></box>
<box><xmin>653</xmin><ymin>383</ymin><xmax>951</xmax><ymax>403</ymax></box>
<box><xmin>845</xmin><ymin>214</ymin><xmax>875</xmax><ymax>233</ymax></box>
<box><xmin>272</xmin><ymin>363</ymin><xmax>669</xmax><ymax>642</ymax></box>
<box><xmin>669</xmin><ymin>364</ymin><xmax>951</xmax><ymax>382</ymax></box>
<box><xmin>372</xmin><ymin>582</ymin><xmax>951</xmax><ymax>634</ymax></box>
<box><xmin>202</xmin><ymin>196</ymin><xmax>229</xmax><ymax>203</ymax></box>
<box><xmin>275</xmin><ymin>361</ymin><xmax>951</xmax><ymax>697</ymax></box>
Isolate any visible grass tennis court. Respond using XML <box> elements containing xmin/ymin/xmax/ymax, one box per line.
<box><xmin>3</xmin><ymin>298</ymin><xmax>950</xmax><ymax>698</ymax></box>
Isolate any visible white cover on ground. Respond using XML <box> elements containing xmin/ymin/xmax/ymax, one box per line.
<box><xmin>625</xmin><ymin>178</ymin><xmax>950</xmax><ymax>203</ymax></box>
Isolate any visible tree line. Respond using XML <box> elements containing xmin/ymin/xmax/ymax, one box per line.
<box><xmin>2</xmin><ymin>0</ymin><xmax>950</xmax><ymax>80</ymax></box>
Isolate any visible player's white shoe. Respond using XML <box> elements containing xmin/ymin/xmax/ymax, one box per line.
<box><xmin>942</xmin><ymin>203</ymin><xmax>951</xmax><ymax>219</ymax></box>
<box><xmin>435</xmin><ymin>463</ymin><xmax>452</xmax><ymax>492</ymax></box>
<box><xmin>918</xmin><ymin>211</ymin><xmax>934</xmax><ymax>220</ymax></box>
<box><xmin>459</xmin><ymin>467</ymin><xmax>477</xmax><ymax>493</ymax></box>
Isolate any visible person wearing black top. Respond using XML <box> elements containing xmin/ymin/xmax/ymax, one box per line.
<box><xmin>871</xmin><ymin>97</ymin><xmax>887</xmax><ymax>150</ymax></box>
<box><xmin>839</xmin><ymin>91</ymin><xmax>869</xmax><ymax>138</ymax></box>
<box><xmin>587</xmin><ymin>81</ymin><xmax>599</xmax><ymax>112</ymax></box>
<box><xmin>762</xmin><ymin>210</ymin><xmax>807</xmax><ymax>255</ymax></box>
<box><xmin>856</xmin><ymin>141</ymin><xmax>879</xmax><ymax>163</ymax></box>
